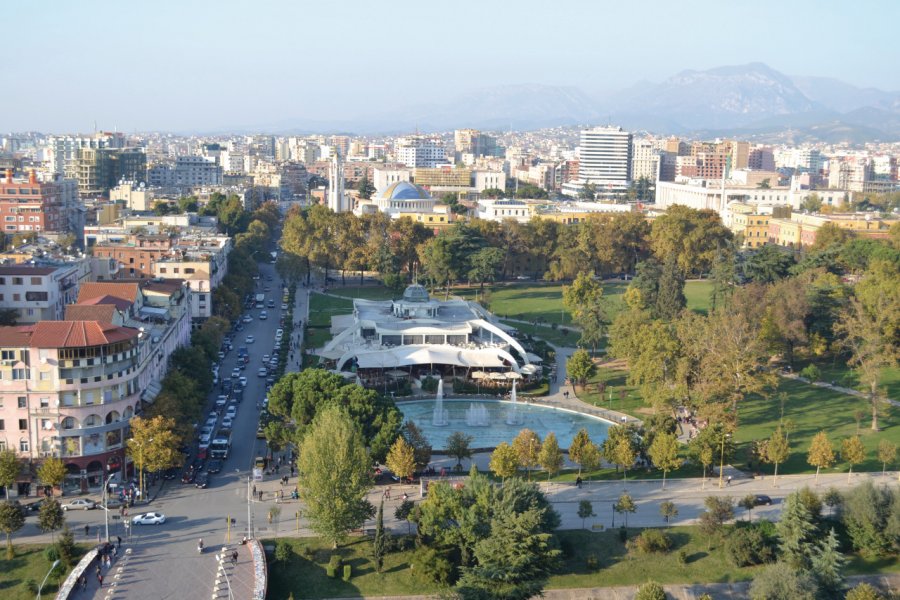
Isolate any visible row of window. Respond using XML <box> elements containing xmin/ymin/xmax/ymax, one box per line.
<box><xmin>0</xmin><ymin>276</ymin><xmax>44</xmax><ymax>285</ymax></box>
<box><xmin>0</xmin><ymin>292</ymin><xmax>49</xmax><ymax>302</ymax></box>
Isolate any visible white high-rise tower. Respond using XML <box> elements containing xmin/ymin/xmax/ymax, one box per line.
<box><xmin>327</xmin><ymin>151</ymin><xmax>347</xmax><ymax>212</ymax></box>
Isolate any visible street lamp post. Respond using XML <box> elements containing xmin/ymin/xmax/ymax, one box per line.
<box><xmin>100</xmin><ymin>469</ymin><xmax>115</xmax><ymax>542</ymax></box>
<box><xmin>36</xmin><ymin>559</ymin><xmax>60</xmax><ymax>600</ymax></box>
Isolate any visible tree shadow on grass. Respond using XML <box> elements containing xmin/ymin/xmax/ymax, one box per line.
<box><xmin>686</xmin><ymin>551</ymin><xmax>708</xmax><ymax>564</ymax></box>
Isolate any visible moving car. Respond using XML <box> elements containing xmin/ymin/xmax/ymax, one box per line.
<box><xmin>258</xmin><ymin>367</ymin><xmax>268</xmax><ymax>377</ymax></box>
<box><xmin>752</xmin><ymin>495</ymin><xmax>773</xmax><ymax>506</ymax></box>
<box><xmin>132</xmin><ymin>512</ymin><xmax>166</xmax><ymax>525</ymax></box>
<box><xmin>262</xmin><ymin>354</ymin><xmax>270</xmax><ymax>364</ymax></box>
<box><xmin>259</xmin><ymin>310</ymin><xmax>268</xmax><ymax>320</ymax></box>
<box><xmin>245</xmin><ymin>335</ymin><xmax>255</xmax><ymax>344</ymax></box>
<box><xmin>242</xmin><ymin>315</ymin><xmax>253</xmax><ymax>323</ymax></box>
<box><xmin>221</xmin><ymin>416</ymin><xmax>233</xmax><ymax>429</ymax></box>
<box><xmin>281</xmin><ymin>303</ymin><xmax>288</xmax><ymax>310</ymax></box>
<box><xmin>62</xmin><ymin>498</ymin><xmax>96</xmax><ymax>511</ymax></box>
<box><xmin>195</xmin><ymin>473</ymin><xmax>209</xmax><ymax>489</ymax></box>
<box><xmin>207</xmin><ymin>460</ymin><xmax>223</xmax><ymax>474</ymax></box>
<box><xmin>238</xmin><ymin>376</ymin><xmax>248</xmax><ymax>388</ymax></box>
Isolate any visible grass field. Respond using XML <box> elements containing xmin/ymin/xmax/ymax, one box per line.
<box><xmin>265</xmin><ymin>524</ymin><xmax>898</xmax><ymax>599</ymax></box>
<box><xmin>307</xmin><ymin>292</ymin><xmax>352</xmax><ymax>328</ymax></box>
<box><xmin>0</xmin><ymin>545</ymin><xmax>82</xmax><ymax>600</ymax></box>
<box><xmin>797</xmin><ymin>361</ymin><xmax>900</xmax><ymax>400</ymax></box>
<box><xmin>325</xmin><ymin>286</ymin><xmax>397</xmax><ymax>301</ymax></box>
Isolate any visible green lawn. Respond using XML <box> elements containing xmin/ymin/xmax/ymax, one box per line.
<box><xmin>266</xmin><ymin>526</ymin><xmax>898</xmax><ymax>598</ymax></box>
<box><xmin>733</xmin><ymin>378</ymin><xmax>899</xmax><ymax>475</ymax></box>
<box><xmin>500</xmin><ymin>320</ymin><xmax>580</xmax><ymax>347</ymax></box>
<box><xmin>305</xmin><ymin>327</ymin><xmax>333</xmax><ymax>350</ymax></box>
<box><xmin>307</xmin><ymin>292</ymin><xmax>352</xmax><ymax>328</ymax></box>
<box><xmin>797</xmin><ymin>361</ymin><xmax>900</xmax><ymax>400</ymax></box>
<box><xmin>325</xmin><ymin>286</ymin><xmax>397</xmax><ymax>301</ymax></box>
<box><xmin>579</xmin><ymin>364</ymin><xmax>648</xmax><ymax>417</ymax></box>
<box><xmin>0</xmin><ymin>545</ymin><xmax>83</xmax><ymax>600</ymax></box>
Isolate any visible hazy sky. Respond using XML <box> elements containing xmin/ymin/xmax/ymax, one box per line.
<box><xmin>4</xmin><ymin>0</ymin><xmax>898</xmax><ymax>132</ymax></box>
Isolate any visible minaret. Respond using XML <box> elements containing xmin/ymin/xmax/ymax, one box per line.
<box><xmin>328</xmin><ymin>150</ymin><xmax>345</xmax><ymax>212</ymax></box>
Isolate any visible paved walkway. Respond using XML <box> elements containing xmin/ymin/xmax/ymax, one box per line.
<box><xmin>779</xmin><ymin>370</ymin><xmax>899</xmax><ymax>407</ymax></box>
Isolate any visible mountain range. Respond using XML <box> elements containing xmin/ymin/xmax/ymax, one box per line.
<box><xmin>261</xmin><ymin>63</ymin><xmax>900</xmax><ymax>143</ymax></box>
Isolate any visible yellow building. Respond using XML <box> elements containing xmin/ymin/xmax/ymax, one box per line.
<box><xmin>729</xmin><ymin>203</ymin><xmax>792</xmax><ymax>248</ymax></box>
<box><xmin>768</xmin><ymin>218</ymin><xmax>803</xmax><ymax>248</ymax></box>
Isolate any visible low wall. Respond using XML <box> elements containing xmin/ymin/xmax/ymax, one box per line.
<box><xmin>249</xmin><ymin>539</ymin><xmax>267</xmax><ymax>600</ymax></box>
<box><xmin>55</xmin><ymin>546</ymin><xmax>99</xmax><ymax>600</ymax></box>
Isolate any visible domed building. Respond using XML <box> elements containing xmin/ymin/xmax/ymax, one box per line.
<box><xmin>372</xmin><ymin>181</ymin><xmax>437</xmax><ymax>215</ymax></box>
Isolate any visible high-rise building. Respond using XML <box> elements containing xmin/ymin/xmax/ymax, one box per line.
<box><xmin>0</xmin><ymin>170</ymin><xmax>79</xmax><ymax>237</ymax></box>
<box><xmin>748</xmin><ymin>147</ymin><xmax>776</xmax><ymax>171</ymax></box>
<box><xmin>454</xmin><ymin>129</ymin><xmax>499</xmax><ymax>158</ymax></box>
<box><xmin>69</xmin><ymin>148</ymin><xmax>146</xmax><ymax>196</ymax></box>
<box><xmin>563</xmin><ymin>126</ymin><xmax>633</xmax><ymax>197</ymax></box>
<box><xmin>631</xmin><ymin>139</ymin><xmax>660</xmax><ymax>181</ymax></box>
<box><xmin>396</xmin><ymin>136</ymin><xmax>446</xmax><ymax>169</ymax></box>
<box><xmin>46</xmin><ymin>132</ymin><xmax>126</xmax><ymax>176</ymax></box>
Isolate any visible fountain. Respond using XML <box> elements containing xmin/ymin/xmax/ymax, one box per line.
<box><xmin>465</xmin><ymin>403</ymin><xmax>490</xmax><ymax>427</ymax></box>
<box><xmin>505</xmin><ymin>380</ymin><xmax>521</xmax><ymax>425</ymax></box>
<box><xmin>432</xmin><ymin>379</ymin><xmax>449</xmax><ymax>426</ymax></box>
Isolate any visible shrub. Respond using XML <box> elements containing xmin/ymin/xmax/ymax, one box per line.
<box><xmin>635</xmin><ymin>581</ymin><xmax>667</xmax><ymax>600</ymax></box>
<box><xmin>44</xmin><ymin>545</ymin><xmax>60</xmax><ymax>563</ymax></box>
<box><xmin>300</xmin><ymin>545</ymin><xmax>314</xmax><ymax>559</ymax></box>
<box><xmin>326</xmin><ymin>554</ymin><xmax>342</xmax><ymax>578</ymax></box>
<box><xmin>585</xmin><ymin>553</ymin><xmax>601</xmax><ymax>571</ymax></box>
<box><xmin>559</xmin><ymin>537</ymin><xmax>575</xmax><ymax>558</ymax></box>
<box><xmin>634</xmin><ymin>529</ymin><xmax>672</xmax><ymax>554</ymax></box>
<box><xmin>410</xmin><ymin>546</ymin><xmax>454</xmax><ymax>585</ymax></box>
<box><xmin>845</xmin><ymin>583</ymin><xmax>885</xmax><ymax>600</ymax></box>
<box><xmin>725</xmin><ymin>525</ymin><xmax>777</xmax><ymax>567</ymax></box>
<box><xmin>676</xmin><ymin>549</ymin><xmax>688</xmax><ymax>565</ymax></box>
<box><xmin>842</xmin><ymin>481</ymin><xmax>897</xmax><ymax>557</ymax></box>
<box><xmin>274</xmin><ymin>539</ymin><xmax>292</xmax><ymax>563</ymax></box>
<box><xmin>23</xmin><ymin>579</ymin><xmax>38</xmax><ymax>594</ymax></box>
<box><xmin>799</xmin><ymin>364</ymin><xmax>821</xmax><ymax>382</ymax></box>
<box><xmin>618</xmin><ymin>526</ymin><xmax>628</xmax><ymax>543</ymax></box>
<box><xmin>342</xmin><ymin>564</ymin><xmax>352</xmax><ymax>581</ymax></box>
<box><xmin>749</xmin><ymin>562</ymin><xmax>817</xmax><ymax>600</ymax></box>
<box><xmin>421</xmin><ymin>377</ymin><xmax>439</xmax><ymax>393</ymax></box>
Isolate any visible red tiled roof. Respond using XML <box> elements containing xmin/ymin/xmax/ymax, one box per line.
<box><xmin>0</xmin><ymin>326</ymin><xmax>35</xmax><ymax>347</ymax></box>
<box><xmin>77</xmin><ymin>282</ymin><xmax>139</xmax><ymax>305</ymax></box>
<box><xmin>78</xmin><ymin>295</ymin><xmax>133</xmax><ymax>312</ymax></box>
<box><xmin>64</xmin><ymin>305</ymin><xmax>117</xmax><ymax>323</ymax></box>
<box><xmin>29</xmin><ymin>321</ymin><xmax>139</xmax><ymax>348</ymax></box>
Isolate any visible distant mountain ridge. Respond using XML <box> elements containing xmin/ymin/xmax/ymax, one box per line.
<box><xmin>245</xmin><ymin>63</ymin><xmax>900</xmax><ymax>142</ymax></box>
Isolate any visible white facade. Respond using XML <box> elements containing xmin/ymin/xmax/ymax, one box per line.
<box><xmin>396</xmin><ymin>136</ymin><xmax>447</xmax><ymax>168</ymax></box>
<box><xmin>151</xmin><ymin>236</ymin><xmax>231</xmax><ymax>322</ymax></box>
<box><xmin>631</xmin><ymin>138</ymin><xmax>660</xmax><ymax>181</ymax></box>
<box><xmin>327</xmin><ymin>153</ymin><xmax>349</xmax><ymax>212</ymax></box>
<box><xmin>473</xmin><ymin>170</ymin><xmax>506</xmax><ymax>192</ymax></box>
<box><xmin>373</xmin><ymin>167</ymin><xmax>411</xmax><ymax>192</ymax></box>
<box><xmin>564</xmin><ymin>126</ymin><xmax>633</xmax><ymax>197</ymax></box>
<box><xmin>0</xmin><ymin>264</ymin><xmax>87</xmax><ymax>323</ymax></box>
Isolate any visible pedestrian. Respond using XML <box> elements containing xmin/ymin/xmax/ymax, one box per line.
<box><xmin>290</xmin><ymin>465</ymin><xmax>295</xmax><ymax>477</ymax></box>
<box><xmin>85</xmin><ymin>524</ymin><xmax>90</xmax><ymax>537</ymax></box>
<box><xmin>117</xmin><ymin>535</ymin><xmax>122</xmax><ymax>550</ymax></box>
<box><xmin>79</xmin><ymin>575</ymin><xmax>87</xmax><ymax>591</ymax></box>
<box><xmin>385</xmin><ymin>486</ymin><xmax>391</xmax><ymax>500</ymax></box>
<box><xmin>252</xmin><ymin>484</ymin><xmax>257</xmax><ymax>496</ymax></box>
<box><xmin>97</xmin><ymin>573</ymin><xmax>103</xmax><ymax>588</ymax></box>
<box><xmin>231</xmin><ymin>550</ymin><xmax>239</xmax><ymax>565</ymax></box>
<box><xmin>726</xmin><ymin>475</ymin><xmax>732</xmax><ymax>486</ymax></box>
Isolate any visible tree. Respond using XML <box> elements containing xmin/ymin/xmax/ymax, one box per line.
<box><xmin>56</xmin><ymin>526</ymin><xmax>77</xmax><ymax>566</ymax></box>
<box><xmin>566</xmin><ymin>348</ymin><xmax>595</xmax><ymax>388</ymax></box>
<box><xmin>37</xmin><ymin>498</ymin><xmax>64</xmax><ymax>541</ymax></box>
<box><xmin>356</xmin><ymin>175</ymin><xmax>375</xmax><ymax>200</ymax></box>
<box><xmin>0</xmin><ymin>450</ymin><xmax>20</xmax><ymax>500</ymax></box>
<box><xmin>37</xmin><ymin>457</ymin><xmax>67</xmax><ymax>492</ymax></box>
<box><xmin>394</xmin><ymin>499</ymin><xmax>415</xmax><ymax>535</ymax></box>
<box><xmin>578</xmin><ymin>183</ymin><xmax>597</xmax><ymax>200</ymax></box>
<box><xmin>468</xmin><ymin>247</ymin><xmax>505</xmax><ymax>289</ymax></box>
<box><xmin>807</xmin><ymin>431</ymin><xmax>836</xmax><ymax>484</ymax></box>
<box><xmin>446</xmin><ymin>431</ymin><xmax>474</xmax><ymax>470</ymax></box>
<box><xmin>386</xmin><ymin>437</ymin><xmax>416</xmax><ymax>483</ymax></box>
<box><xmin>650</xmin><ymin>205</ymin><xmax>733</xmax><ymax>276</ymax></box>
<box><xmin>655</xmin><ymin>254</ymin><xmax>686</xmax><ymax>321</ymax></box>
<box><xmin>603</xmin><ymin>425</ymin><xmax>638</xmax><ymax>484</ymax></box>
<box><xmin>841</xmin><ymin>436</ymin><xmax>866</xmax><ymax>483</ymax></box>
<box><xmin>580</xmin><ymin>443</ymin><xmax>602</xmax><ymax>480</ymax></box>
<box><xmin>877</xmin><ymin>440</ymin><xmax>897</xmax><ymax>477</ymax></box>
<box><xmin>538</xmin><ymin>432</ymin><xmax>563</xmax><ymax>480</ymax></box>
<box><xmin>512</xmin><ymin>429</ymin><xmax>542</xmax><ymax>479</ymax></box>
<box><xmin>659</xmin><ymin>501</ymin><xmax>678</xmax><ymax>526</ymax></box>
<box><xmin>577</xmin><ymin>500</ymin><xmax>595</xmax><ymax>530</ymax></box>
<box><xmin>126</xmin><ymin>416</ymin><xmax>184</xmax><ymax>494</ymax></box>
<box><xmin>648</xmin><ymin>432</ymin><xmax>681</xmax><ymax>489</ymax></box>
<box><xmin>739</xmin><ymin>494</ymin><xmax>757</xmax><ymax>522</ymax></box>
<box><xmin>0</xmin><ymin>308</ymin><xmax>17</xmax><ymax>326</ymax></box>
<box><xmin>698</xmin><ymin>496</ymin><xmax>734</xmax><ymax>549</ymax></box>
<box><xmin>489</xmin><ymin>442</ymin><xmax>519</xmax><ymax>481</ymax></box>
<box><xmin>845</xmin><ymin>583</ymin><xmax>885</xmax><ymax>600</ymax></box>
<box><xmin>634</xmin><ymin>581</ymin><xmax>667</xmax><ymax>600</ymax></box>
<box><xmin>0</xmin><ymin>501</ymin><xmax>24</xmax><ymax>558</ymax></box>
<box><xmin>777</xmin><ymin>491</ymin><xmax>817</xmax><ymax>570</ymax></box>
<box><xmin>764</xmin><ymin>427</ymin><xmax>790</xmax><ymax>486</ymax></box>
<box><xmin>403</xmin><ymin>421</ymin><xmax>432</xmax><ymax>472</ymax></box>
<box><xmin>373</xmin><ymin>500</ymin><xmax>385</xmax><ymax>573</ymax></box>
<box><xmin>563</xmin><ymin>272</ymin><xmax>608</xmax><ymax>352</ymax></box>
<box><xmin>614</xmin><ymin>492</ymin><xmax>636</xmax><ymax>527</ymax></box>
<box><xmin>811</xmin><ymin>528</ymin><xmax>847</xmax><ymax>599</ymax></box>
<box><xmin>801</xmin><ymin>193</ymin><xmax>823</xmax><ymax>213</ymax></box>
<box><xmin>298</xmin><ymin>405</ymin><xmax>374</xmax><ymax>548</ymax></box>
<box><xmin>842</xmin><ymin>481</ymin><xmax>896</xmax><ymax>557</ymax></box>
<box><xmin>568</xmin><ymin>428</ymin><xmax>592</xmax><ymax>476</ymax></box>
<box><xmin>744</xmin><ymin>245</ymin><xmax>796</xmax><ymax>284</ymax></box>
<box><xmin>749</xmin><ymin>562</ymin><xmax>818</xmax><ymax>600</ymax></box>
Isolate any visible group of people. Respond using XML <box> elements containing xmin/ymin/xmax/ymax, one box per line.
<box><xmin>81</xmin><ymin>537</ymin><xmax>122</xmax><ymax>589</ymax></box>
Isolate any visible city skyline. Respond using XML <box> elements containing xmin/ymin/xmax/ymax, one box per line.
<box><xmin>4</xmin><ymin>0</ymin><xmax>900</xmax><ymax>132</ymax></box>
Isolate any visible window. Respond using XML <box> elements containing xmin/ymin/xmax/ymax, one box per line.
<box><xmin>30</xmin><ymin>277</ymin><xmax>41</xmax><ymax>285</ymax></box>
<box><xmin>18</xmin><ymin>418</ymin><xmax>27</xmax><ymax>430</ymax></box>
<box><xmin>39</xmin><ymin>397</ymin><xmax>49</xmax><ymax>408</ymax></box>
<box><xmin>19</xmin><ymin>438</ymin><xmax>28</xmax><ymax>452</ymax></box>
<box><xmin>17</xmin><ymin>396</ymin><xmax>26</xmax><ymax>408</ymax></box>
<box><xmin>12</xmin><ymin>368</ymin><xmax>28</xmax><ymax>380</ymax></box>
<box><xmin>12</xmin><ymin>293</ymin><xmax>19</xmax><ymax>301</ymax></box>
<box><xmin>41</xmin><ymin>419</ymin><xmax>52</xmax><ymax>430</ymax></box>
<box><xmin>12</xmin><ymin>277</ymin><xmax>22</xmax><ymax>285</ymax></box>
<box><xmin>25</xmin><ymin>291</ymin><xmax>48</xmax><ymax>301</ymax></box>
<box><xmin>1</xmin><ymin>350</ymin><xmax>15</xmax><ymax>361</ymax></box>
<box><xmin>0</xmin><ymin>419</ymin><xmax>4</xmax><ymax>430</ymax></box>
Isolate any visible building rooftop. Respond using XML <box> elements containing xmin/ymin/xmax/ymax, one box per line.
<box><xmin>376</xmin><ymin>181</ymin><xmax>432</xmax><ymax>200</ymax></box>
<box><xmin>28</xmin><ymin>321</ymin><xmax>139</xmax><ymax>348</ymax></box>
<box><xmin>78</xmin><ymin>282</ymin><xmax>140</xmax><ymax>305</ymax></box>
<box><xmin>0</xmin><ymin>266</ymin><xmax>59</xmax><ymax>276</ymax></box>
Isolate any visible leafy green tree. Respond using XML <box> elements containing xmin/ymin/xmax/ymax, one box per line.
<box><xmin>538</xmin><ymin>432</ymin><xmax>563</xmax><ymax>480</ymax></box>
<box><xmin>841</xmin><ymin>481</ymin><xmax>897</xmax><ymax>557</ymax></box>
<box><xmin>648</xmin><ymin>431</ymin><xmax>681</xmax><ymax>489</ymax></box>
<box><xmin>356</xmin><ymin>175</ymin><xmax>375</xmax><ymax>200</ymax></box>
<box><xmin>566</xmin><ymin>348</ymin><xmax>595</xmax><ymax>388</ymax></box>
<box><xmin>0</xmin><ymin>450</ymin><xmax>20</xmax><ymax>500</ymax></box>
<box><xmin>37</xmin><ymin>498</ymin><xmax>65</xmax><ymax>541</ymax></box>
<box><xmin>373</xmin><ymin>500</ymin><xmax>385</xmax><ymax>573</ymax></box>
<box><xmin>298</xmin><ymin>405</ymin><xmax>374</xmax><ymax>548</ymax></box>
<box><xmin>562</xmin><ymin>271</ymin><xmax>608</xmax><ymax>351</ymax></box>
<box><xmin>468</xmin><ymin>247</ymin><xmax>504</xmax><ymax>289</ymax></box>
<box><xmin>739</xmin><ymin>494</ymin><xmax>757</xmax><ymax>522</ymax></box>
<box><xmin>764</xmin><ymin>427</ymin><xmax>790</xmax><ymax>486</ymax></box>
<box><xmin>578</xmin><ymin>500</ymin><xmax>595</xmax><ymax>530</ymax></box>
<box><xmin>744</xmin><ymin>245</ymin><xmax>796</xmax><ymax>284</ymax></box>
<box><xmin>512</xmin><ymin>429</ymin><xmax>542</xmax><ymax>478</ymax></box>
<box><xmin>812</xmin><ymin>528</ymin><xmax>847</xmax><ymax>599</ymax></box>
<box><xmin>0</xmin><ymin>501</ymin><xmax>24</xmax><ymax>558</ymax></box>
<box><xmin>776</xmin><ymin>490</ymin><xmax>818</xmax><ymax>569</ymax></box>
<box><xmin>56</xmin><ymin>526</ymin><xmax>77</xmax><ymax>566</ymax></box>
<box><xmin>580</xmin><ymin>443</ymin><xmax>602</xmax><ymax>480</ymax></box>
<box><xmin>841</xmin><ymin>436</ymin><xmax>866</xmax><ymax>483</ymax></box>
<box><xmin>386</xmin><ymin>437</ymin><xmax>416</xmax><ymax>482</ymax></box>
<box><xmin>812</xmin><ymin>222</ymin><xmax>853</xmax><ymax>251</ymax></box>
<box><xmin>845</xmin><ymin>583</ymin><xmax>885</xmax><ymax>600</ymax></box>
<box><xmin>126</xmin><ymin>416</ymin><xmax>184</xmax><ymax>493</ymax></box>
<box><xmin>446</xmin><ymin>431</ymin><xmax>474</xmax><ymax>470</ymax></box>
<box><xmin>403</xmin><ymin>421</ymin><xmax>432</xmax><ymax>471</ymax></box>
<box><xmin>578</xmin><ymin>183</ymin><xmax>597</xmax><ymax>200</ymax></box>
<box><xmin>808</xmin><ymin>431</ymin><xmax>836</xmax><ymax>483</ymax></box>
<box><xmin>394</xmin><ymin>499</ymin><xmax>415</xmax><ymax>535</ymax></box>
<box><xmin>37</xmin><ymin>457</ymin><xmax>67</xmax><ymax>492</ymax></box>
<box><xmin>603</xmin><ymin>424</ymin><xmax>638</xmax><ymax>483</ymax></box>
<box><xmin>650</xmin><ymin>205</ymin><xmax>733</xmax><ymax>276</ymax></box>
<box><xmin>489</xmin><ymin>442</ymin><xmax>519</xmax><ymax>481</ymax></box>
<box><xmin>659</xmin><ymin>501</ymin><xmax>678</xmax><ymax>526</ymax></box>
<box><xmin>634</xmin><ymin>581</ymin><xmax>667</xmax><ymax>600</ymax></box>
<box><xmin>614</xmin><ymin>492</ymin><xmax>637</xmax><ymax>527</ymax></box>
<box><xmin>749</xmin><ymin>562</ymin><xmax>818</xmax><ymax>600</ymax></box>
<box><xmin>698</xmin><ymin>496</ymin><xmax>734</xmax><ymax>549</ymax></box>
<box><xmin>800</xmin><ymin>193</ymin><xmax>823</xmax><ymax>213</ymax></box>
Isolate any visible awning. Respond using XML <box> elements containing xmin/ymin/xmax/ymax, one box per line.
<box><xmin>354</xmin><ymin>346</ymin><xmax>509</xmax><ymax>370</ymax></box>
<box><xmin>140</xmin><ymin>306</ymin><xmax>169</xmax><ymax>319</ymax></box>
<box><xmin>141</xmin><ymin>381</ymin><xmax>163</xmax><ymax>403</ymax></box>
<box><xmin>471</xmin><ymin>371</ymin><xmax>489</xmax><ymax>379</ymax></box>
<box><xmin>505</xmin><ymin>372</ymin><xmax>523</xmax><ymax>379</ymax></box>
<box><xmin>521</xmin><ymin>364</ymin><xmax>540</xmax><ymax>375</ymax></box>
<box><xmin>526</xmin><ymin>352</ymin><xmax>544</xmax><ymax>363</ymax></box>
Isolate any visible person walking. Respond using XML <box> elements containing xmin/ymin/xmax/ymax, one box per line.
<box><xmin>97</xmin><ymin>573</ymin><xmax>103</xmax><ymax>588</ymax></box>
<box><xmin>84</xmin><ymin>524</ymin><xmax>90</xmax><ymax>537</ymax></box>
<box><xmin>79</xmin><ymin>575</ymin><xmax>87</xmax><ymax>591</ymax></box>
<box><xmin>117</xmin><ymin>535</ymin><xmax>122</xmax><ymax>550</ymax></box>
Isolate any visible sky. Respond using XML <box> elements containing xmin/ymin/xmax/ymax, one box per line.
<box><xmin>4</xmin><ymin>0</ymin><xmax>899</xmax><ymax>133</ymax></box>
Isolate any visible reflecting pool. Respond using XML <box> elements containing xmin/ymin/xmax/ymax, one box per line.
<box><xmin>398</xmin><ymin>399</ymin><xmax>612</xmax><ymax>450</ymax></box>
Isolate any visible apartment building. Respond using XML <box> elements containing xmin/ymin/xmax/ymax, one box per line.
<box><xmin>0</xmin><ymin>170</ymin><xmax>77</xmax><ymax>236</ymax></box>
<box><xmin>0</xmin><ymin>264</ymin><xmax>86</xmax><ymax>323</ymax></box>
<box><xmin>151</xmin><ymin>235</ymin><xmax>231</xmax><ymax>323</ymax></box>
<box><xmin>91</xmin><ymin>234</ymin><xmax>175</xmax><ymax>278</ymax></box>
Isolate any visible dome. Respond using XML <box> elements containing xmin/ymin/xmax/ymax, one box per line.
<box><xmin>377</xmin><ymin>181</ymin><xmax>432</xmax><ymax>200</ymax></box>
<box><xmin>401</xmin><ymin>284</ymin><xmax>430</xmax><ymax>303</ymax></box>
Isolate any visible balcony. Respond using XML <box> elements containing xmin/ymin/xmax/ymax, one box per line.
<box><xmin>58</xmin><ymin>419</ymin><xmax>128</xmax><ymax>438</ymax></box>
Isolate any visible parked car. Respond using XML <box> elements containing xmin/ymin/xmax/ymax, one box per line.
<box><xmin>225</xmin><ymin>405</ymin><xmax>237</xmax><ymax>418</ymax></box>
<box><xmin>132</xmin><ymin>512</ymin><xmax>166</xmax><ymax>525</ymax></box>
<box><xmin>262</xmin><ymin>354</ymin><xmax>270</xmax><ymax>364</ymax></box>
<box><xmin>281</xmin><ymin>303</ymin><xmax>288</xmax><ymax>310</ymax></box>
<box><xmin>221</xmin><ymin>416</ymin><xmax>233</xmax><ymax>429</ymax></box>
<box><xmin>62</xmin><ymin>498</ymin><xmax>96</xmax><ymax>511</ymax></box>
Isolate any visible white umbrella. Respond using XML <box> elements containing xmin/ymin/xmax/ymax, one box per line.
<box><xmin>505</xmin><ymin>372</ymin><xmax>522</xmax><ymax>379</ymax></box>
<box><xmin>471</xmin><ymin>371</ymin><xmax>488</xmax><ymax>379</ymax></box>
